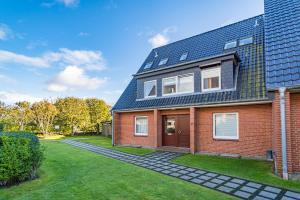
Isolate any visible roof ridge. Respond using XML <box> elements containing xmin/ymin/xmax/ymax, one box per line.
<box><xmin>152</xmin><ymin>14</ymin><xmax>264</xmax><ymax>50</ymax></box>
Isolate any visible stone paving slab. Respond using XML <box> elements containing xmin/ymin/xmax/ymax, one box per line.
<box><xmin>61</xmin><ymin>140</ymin><xmax>300</xmax><ymax>200</ymax></box>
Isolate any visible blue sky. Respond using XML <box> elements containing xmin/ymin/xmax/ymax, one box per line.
<box><xmin>0</xmin><ymin>0</ymin><xmax>264</xmax><ymax>105</ymax></box>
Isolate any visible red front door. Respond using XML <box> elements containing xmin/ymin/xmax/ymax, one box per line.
<box><xmin>162</xmin><ymin>115</ymin><xmax>190</xmax><ymax>148</ymax></box>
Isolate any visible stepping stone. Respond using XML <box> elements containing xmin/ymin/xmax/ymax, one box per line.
<box><xmin>259</xmin><ymin>191</ymin><xmax>278</xmax><ymax>199</ymax></box>
<box><xmin>253</xmin><ymin>196</ymin><xmax>270</xmax><ymax>200</ymax></box>
<box><xmin>285</xmin><ymin>191</ymin><xmax>300</xmax><ymax>199</ymax></box>
<box><xmin>170</xmin><ymin>172</ymin><xmax>181</xmax><ymax>177</ymax></box>
<box><xmin>180</xmin><ymin>175</ymin><xmax>192</xmax><ymax>180</ymax></box>
<box><xmin>161</xmin><ymin>170</ymin><xmax>172</xmax><ymax>174</ymax></box>
<box><xmin>281</xmin><ymin>196</ymin><xmax>298</xmax><ymax>200</ymax></box>
<box><xmin>177</xmin><ymin>166</ymin><xmax>186</xmax><ymax>169</ymax></box>
<box><xmin>231</xmin><ymin>178</ymin><xmax>245</xmax><ymax>184</ymax></box>
<box><xmin>186</xmin><ymin>168</ymin><xmax>196</xmax><ymax>172</ymax></box>
<box><xmin>206</xmin><ymin>172</ymin><xmax>218</xmax><ymax>177</ymax></box>
<box><xmin>178</xmin><ymin>170</ymin><xmax>189</xmax><ymax>174</ymax></box>
<box><xmin>234</xmin><ymin>191</ymin><xmax>251</xmax><ymax>199</ymax></box>
<box><xmin>199</xmin><ymin>175</ymin><xmax>211</xmax><ymax>181</ymax></box>
<box><xmin>217</xmin><ymin>186</ymin><xmax>234</xmax><ymax>193</ymax></box>
<box><xmin>240</xmin><ymin>186</ymin><xmax>257</xmax><ymax>193</ymax></box>
<box><xmin>225</xmin><ymin>182</ymin><xmax>240</xmax><ymax>189</ymax></box>
<box><xmin>203</xmin><ymin>182</ymin><xmax>218</xmax><ymax>188</ymax></box>
<box><xmin>264</xmin><ymin>186</ymin><xmax>281</xmax><ymax>194</ymax></box>
<box><xmin>217</xmin><ymin>175</ymin><xmax>231</xmax><ymax>181</ymax></box>
<box><xmin>246</xmin><ymin>182</ymin><xmax>262</xmax><ymax>189</ymax></box>
<box><xmin>170</xmin><ymin>168</ymin><xmax>180</xmax><ymax>172</ymax></box>
<box><xmin>210</xmin><ymin>178</ymin><xmax>224</xmax><ymax>184</ymax></box>
<box><xmin>195</xmin><ymin>170</ymin><xmax>206</xmax><ymax>174</ymax></box>
<box><xmin>189</xmin><ymin>172</ymin><xmax>200</xmax><ymax>177</ymax></box>
<box><xmin>191</xmin><ymin>178</ymin><xmax>204</xmax><ymax>184</ymax></box>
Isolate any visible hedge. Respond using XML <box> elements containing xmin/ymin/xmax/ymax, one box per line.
<box><xmin>0</xmin><ymin>132</ymin><xmax>44</xmax><ymax>186</ymax></box>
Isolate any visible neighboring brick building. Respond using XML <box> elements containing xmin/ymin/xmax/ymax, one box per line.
<box><xmin>112</xmin><ymin>0</ymin><xmax>300</xmax><ymax>180</ymax></box>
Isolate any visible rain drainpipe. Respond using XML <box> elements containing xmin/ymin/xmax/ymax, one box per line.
<box><xmin>279</xmin><ymin>87</ymin><xmax>288</xmax><ymax>179</ymax></box>
<box><xmin>111</xmin><ymin>110</ymin><xmax>115</xmax><ymax>146</ymax></box>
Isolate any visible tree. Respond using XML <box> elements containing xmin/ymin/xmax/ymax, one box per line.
<box><xmin>55</xmin><ymin>97</ymin><xmax>90</xmax><ymax>135</ymax></box>
<box><xmin>86</xmin><ymin>98</ymin><xmax>111</xmax><ymax>134</ymax></box>
<box><xmin>31</xmin><ymin>100</ymin><xmax>58</xmax><ymax>135</ymax></box>
<box><xmin>15</xmin><ymin>101</ymin><xmax>32</xmax><ymax>131</ymax></box>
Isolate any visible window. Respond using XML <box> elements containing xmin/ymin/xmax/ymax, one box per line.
<box><xmin>178</xmin><ymin>74</ymin><xmax>194</xmax><ymax>93</ymax></box>
<box><xmin>144</xmin><ymin>80</ymin><xmax>156</xmax><ymax>98</ymax></box>
<box><xmin>144</xmin><ymin>62</ymin><xmax>153</xmax><ymax>69</ymax></box>
<box><xmin>213</xmin><ymin>113</ymin><xmax>239</xmax><ymax>140</ymax></box>
<box><xmin>162</xmin><ymin>77</ymin><xmax>176</xmax><ymax>95</ymax></box>
<box><xmin>201</xmin><ymin>67</ymin><xmax>221</xmax><ymax>92</ymax></box>
<box><xmin>159</xmin><ymin>58</ymin><xmax>168</xmax><ymax>66</ymax></box>
<box><xmin>180</xmin><ymin>52</ymin><xmax>188</xmax><ymax>61</ymax></box>
<box><xmin>162</xmin><ymin>73</ymin><xmax>194</xmax><ymax>95</ymax></box>
<box><xmin>224</xmin><ymin>41</ymin><xmax>237</xmax><ymax>49</ymax></box>
<box><xmin>239</xmin><ymin>37</ymin><xmax>253</xmax><ymax>46</ymax></box>
<box><xmin>135</xmin><ymin>116</ymin><xmax>148</xmax><ymax>136</ymax></box>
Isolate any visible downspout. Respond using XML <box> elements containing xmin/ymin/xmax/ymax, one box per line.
<box><xmin>279</xmin><ymin>87</ymin><xmax>288</xmax><ymax>179</ymax></box>
<box><xmin>111</xmin><ymin>110</ymin><xmax>115</xmax><ymax>146</ymax></box>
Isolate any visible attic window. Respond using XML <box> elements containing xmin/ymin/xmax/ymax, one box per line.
<box><xmin>180</xmin><ymin>52</ymin><xmax>188</xmax><ymax>61</ymax></box>
<box><xmin>159</xmin><ymin>58</ymin><xmax>168</xmax><ymax>66</ymax></box>
<box><xmin>224</xmin><ymin>41</ymin><xmax>237</xmax><ymax>49</ymax></box>
<box><xmin>144</xmin><ymin>62</ymin><xmax>153</xmax><ymax>69</ymax></box>
<box><xmin>239</xmin><ymin>37</ymin><xmax>253</xmax><ymax>46</ymax></box>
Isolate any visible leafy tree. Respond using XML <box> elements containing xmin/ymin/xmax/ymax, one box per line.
<box><xmin>31</xmin><ymin>100</ymin><xmax>58</xmax><ymax>135</ymax></box>
<box><xmin>15</xmin><ymin>101</ymin><xmax>33</xmax><ymax>131</ymax></box>
<box><xmin>86</xmin><ymin>98</ymin><xmax>111</xmax><ymax>134</ymax></box>
<box><xmin>55</xmin><ymin>97</ymin><xmax>90</xmax><ymax>135</ymax></box>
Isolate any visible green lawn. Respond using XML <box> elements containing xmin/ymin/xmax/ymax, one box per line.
<box><xmin>173</xmin><ymin>154</ymin><xmax>300</xmax><ymax>192</ymax></box>
<box><xmin>0</xmin><ymin>141</ymin><xmax>234</xmax><ymax>200</ymax></box>
<box><xmin>68</xmin><ymin>135</ymin><xmax>155</xmax><ymax>155</ymax></box>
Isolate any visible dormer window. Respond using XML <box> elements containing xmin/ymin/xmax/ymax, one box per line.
<box><xmin>224</xmin><ymin>41</ymin><xmax>237</xmax><ymax>49</ymax></box>
<box><xmin>201</xmin><ymin>67</ymin><xmax>221</xmax><ymax>92</ymax></box>
<box><xmin>180</xmin><ymin>52</ymin><xmax>188</xmax><ymax>61</ymax></box>
<box><xmin>239</xmin><ymin>37</ymin><xmax>253</xmax><ymax>46</ymax></box>
<box><xmin>159</xmin><ymin>58</ymin><xmax>168</xmax><ymax>66</ymax></box>
<box><xmin>144</xmin><ymin>80</ymin><xmax>156</xmax><ymax>98</ymax></box>
<box><xmin>144</xmin><ymin>62</ymin><xmax>153</xmax><ymax>69</ymax></box>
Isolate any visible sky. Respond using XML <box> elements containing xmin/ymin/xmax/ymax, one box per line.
<box><xmin>0</xmin><ymin>0</ymin><xmax>264</xmax><ymax>105</ymax></box>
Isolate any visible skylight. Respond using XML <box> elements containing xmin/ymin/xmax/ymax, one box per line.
<box><xmin>159</xmin><ymin>58</ymin><xmax>168</xmax><ymax>66</ymax></box>
<box><xmin>224</xmin><ymin>41</ymin><xmax>237</xmax><ymax>49</ymax></box>
<box><xmin>239</xmin><ymin>37</ymin><xmax>253</xmax><ymax>46</ymax></box>
<box><xmin>180</xmin><ymin>52</ymin><xmax>188</xmax><ymax>61</ymax></box>
<box><xmin>144</xmin><ymin>62</ymin><xmax>153</xmax><ymax>69</ymax></box>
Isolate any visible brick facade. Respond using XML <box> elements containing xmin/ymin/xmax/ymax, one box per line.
<box><xmin>290</xmin><ymin>93</ymin><xmax>300</xmax><ymax>175</ymax></box>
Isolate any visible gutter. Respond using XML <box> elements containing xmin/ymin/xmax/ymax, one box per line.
<box><xmin>111</xmin><ymin>110</ymin><xmax>115</xmax><ymax>146</ymax></box>
<box><xmin>279</xmin><ymin>87</ymin><xmax>288</xmax><ymax>179</ymax></box>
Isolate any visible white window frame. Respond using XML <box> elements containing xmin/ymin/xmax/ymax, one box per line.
<box><xmin>201</xmin><ymin>67</ymin><xmax>221</xmax><ymax>92</ymax></box>
<box><xmin>180</xmin><ymin>52</ymin><xmax>188</xmax><ymax>61</ymax></box>
<box><xmin>135</xmin><ymin>116</ymin><xmax>148</xmax><ymax>136</ymax></box>
<box><xmin>159</xmin><ymin>58</ymin><xmax>168</xmax><ymax>66</ymax></box>
<box><xmin>239</xmin><ymin>37</ymin><xmax>253</xmax><ymax>46</ymax></box>
<box><xmin>224</xmin><ymin>40</ymin><xmax>237</xmax><ymax>49</ymax></box>
<box><xmin>144</xmin><ymin>62</ymin><xmax>153</xmax><ymax>69</ymax></box>
<box><xmin>213</xmin><ymin>112</ymin><xmax>239</xmax><ymax>140</ymax></box>
<box><xmin>144</xmin><ymin>80</ymin><xmax>157</xmax><ymax>98</ymax></box>
<box><xmin>162</xmin><ymin>73</ymin><xmax>194</xmax><ymax>96</ymax></box>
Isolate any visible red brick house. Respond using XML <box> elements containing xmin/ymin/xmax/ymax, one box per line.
<box><xmin>112</xmin><ymin>0</ymin><xmax>300</xmax><ymax>180</ymax></box>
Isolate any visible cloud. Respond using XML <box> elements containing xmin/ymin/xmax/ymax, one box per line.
<box><xmin>78</xmin><ymin>32</ymin><xmax>90</xmax><ymax>37</ymax></box>
<box><xmin>0</xmin><ymin>24</ymin><xmax>12</xmax><ymax>40</ymax></box>
<box><xmin>42</xmin><ymin>0</ymin><xmax>79</xmax><ymax>8</ymax></box>
<box><xmin>148</xmin><ymin>26</ymin><xmax>177</xmax><ymax>48</ymax></box>
<box><xmin>0</xmin><ymin>74</ymin><xmax>17</xmax><ymax>84</ymax></box>
<box><xmin>0</xmin><ymin>91</ymin><xmax>41</xmax><ymax>104</ymax></box>
<box><xmin>26</xmin><ymin>40</ymin><xmax>48</xmax><ymax>50</ymax></box>
<box><xmin>0</xmin><ymin>48</ymin><xmax>107</xmax><ymax>70</ymax></box>
<box><xmin>47</xmin><ymin>65</ymin><xmax>107</xmax><ymax>92</ymax></box>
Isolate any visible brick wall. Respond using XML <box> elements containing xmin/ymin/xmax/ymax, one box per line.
<box><xmin>116</xmin><ymin>111</ymin><xmax>156</xmax><ymax>148</ymax></box>
<box><xmin>291</xmin><ymin>93</ymin><xmax>300</xmax><ymax>173</ymax></box>
<box><xmin>196</xmin><ymin>104</ymin><xmax>273</xmax><ymax>158</ymax></box>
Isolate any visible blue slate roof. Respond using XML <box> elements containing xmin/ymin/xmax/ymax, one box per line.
<box><xmin>112</xmin><ymin>15</ymin><xmax>268</xmax><ymax>111</ymax></box>
<box><xmin>264</xmin><ymin>0</ymin><xmax>300</xmax><ymax>89</ymax></box>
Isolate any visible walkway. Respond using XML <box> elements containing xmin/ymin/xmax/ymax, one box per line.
<box><xmin>61</xmin><ymin>139</ymin><xmax>300</xmax><ymax>200</ymax></box>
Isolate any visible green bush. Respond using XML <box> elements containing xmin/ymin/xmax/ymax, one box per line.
<box><xmin>0</xmin><ymin>132</ymin><xmax>44</xmax><ymax>186</ymax></box>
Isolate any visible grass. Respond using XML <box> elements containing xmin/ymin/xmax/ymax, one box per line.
<box><xmin>0</xmin><ymin>141</ymin><xmax>235</xmax><ymax>200</ymax></box>
<box><xmin>173</xmin><ymin>154</ymin><xmax>300</xmax><ymax>192</ymax></box>
<box><xmin>69</xmin><ymin>135</ymin><xmax>155</xmax><ymax>155</ymax></box>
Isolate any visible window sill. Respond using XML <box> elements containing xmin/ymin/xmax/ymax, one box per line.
<box><xmin>134</xmin><ymin>134</ymin><xmax>148</xmax><ymax>137</ymax></box>
<box><xmin>213</xmin><ymin>137</ymin><xmax>239</xmax><ymax>141</ymax></box>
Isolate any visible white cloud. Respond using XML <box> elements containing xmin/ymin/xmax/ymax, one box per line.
<box><xmin>0</xmin><ymin>74</ymin><xmax>16</xmax><ymax>84</ymax></box>
<box><xmin>0</xmin><ymin>24</ymin><xmax>12</xmax><ymax>41</ymax></box>
<box><xmin>0</xmin><ymin>91</ymin><xmax>41</xmax><ymax>104</ymax></box>
<box><xmin>58</xmin><ymin>0</ymin><xmax>79</xmax><ymax>7</ymax></box>
<box><xmin>47</xmin><ymin>65</ymin><xmax>107</xmax><ymax>92</ymax></box>
<box><xmin>148</xmin><ymin>26</ymin><xmax>177</xmax><ymax>48</ymax></box>
<box><xmin>26</xmin><ymin>40</ymin><xmax>48</xmax><ymax>50</ymax></box>
<box><xmin>78</xmin><ymin>32</ymin><xmax>89</xmax><ymax>37</ymax></box>
<box><xmin>0</xmin><ymin>48</ymin><xmax>107</xmax><ymax>70</ymax></box>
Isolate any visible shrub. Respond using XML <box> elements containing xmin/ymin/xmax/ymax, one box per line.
<box><xmin>0</xmin><ymin>132</ymin><xmax>44</xmax><ymax>186</ymax></box>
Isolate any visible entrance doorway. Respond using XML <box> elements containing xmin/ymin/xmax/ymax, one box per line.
<box><xmin>162</xmin><ymin>115</ymin><xmax>190</xmax><ymax>148</ymax></box>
